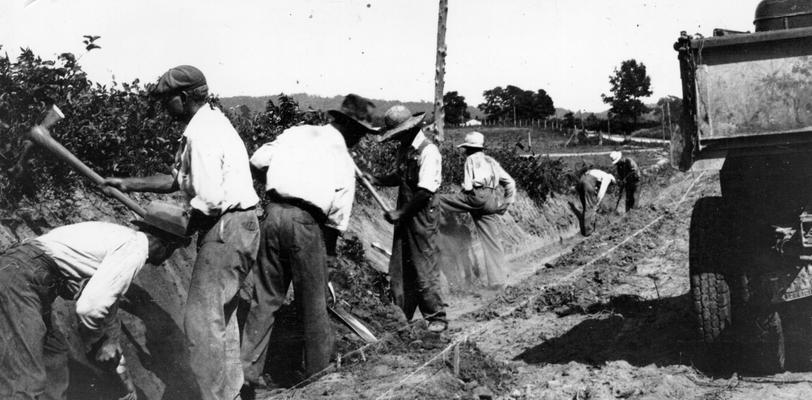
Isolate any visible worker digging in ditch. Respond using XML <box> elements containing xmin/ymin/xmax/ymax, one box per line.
<box><xmin>102</xmin><ymin>65</ymin><xmax>260</xmax><ymax>400</ymax></box>
<box><xmin>438</xmin><ymin>131</ymin><xmax>516</xmax><ymax>288</ymax></box>
<box><xmin>0</xmin><ymin>205</ymin><xmax>190</xmax><ymax>400</ymax></box>
<box><xmin>365</xmin><ymin>105</ymin><xmax>448</xmax><ymax>333</ymax></box>
<box><xmin>610</xmin><ymin>151</ymin><xmax>640</xmax><ymax>211</ymax></box>
<box><xmin>240</xmin><ymin>94</ymin><xmax>379</xmax><ymax>397</ymax></box>
<box><xmin>576</xmin><ymin>168</ymin><xmax>616</xmax><ymax>236</ymax></box>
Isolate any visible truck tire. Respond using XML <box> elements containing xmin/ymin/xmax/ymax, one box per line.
<box><xmin>689</xmin><ymin>197</ymin><xmax>732</xmax><ymax>344</ymax></box>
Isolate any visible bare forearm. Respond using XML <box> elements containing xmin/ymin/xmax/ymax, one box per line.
<box><xmin>117</xmin><ymin>174</ymin><xmax>178</xmax><ymax>193</ymax></box>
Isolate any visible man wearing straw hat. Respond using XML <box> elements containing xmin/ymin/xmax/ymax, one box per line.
<box><xmin>366</xmin><ymin>105</ymin><xmax>447</xmax><ymax>333</ymax></box>
<box><xmin>240</xmin><ymin>94</ymin><xmax>378</xmax><ymax>395</ymax></box>
<box><xmin>610</xmin><ymin>151</ymin><xmax>640</xmax><ymax>211</ymax></box>
<box><xmin>439</xmin><ymin>131</ymin><xmax>516</xmax><ymax>288</ymax></box>
<box><xmin>0</xmin><ymin>204</ymin><xmax>190</xmax><ymax>400</ymax></box>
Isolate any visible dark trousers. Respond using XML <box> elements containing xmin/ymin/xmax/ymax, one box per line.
<box><xmin>576</xmin><ymin>174</ymin><xmax>599</xmax><ymax>236</ymax></box>
<box><xmin>390</xmin><ymin>196</ymin><xmax>446</xmax><ymax>323</ymax></box>
<box><xmin>184</xmin><ymin>209</ymin><xmax>260</xmax><ymax>400</ymax></box>
<box><xmin>241</xmin><ymin>201</ymin><xmax>333</xmax><ymax>385</ymax></box>
<box><xmin>439</xmin><ymin>188</ymin><xmax>507</xmax><ymax>287</ymax></box>
<box><xmin>624</xmin><ymin>180</ymin><xmax>639</xmax><ymax>211</ymax></box>
<box><xmin>0</xmin><ymin>244</ymin><xmax>65</xmax><ymax>400</ymax></box>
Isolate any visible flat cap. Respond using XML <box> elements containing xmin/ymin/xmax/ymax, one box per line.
<box><xmin>151</xmin><ymin>65</ymin><xmax>208</xmax><ymax>97</ymax></box>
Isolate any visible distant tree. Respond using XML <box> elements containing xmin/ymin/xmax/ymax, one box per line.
<box><xmin>563</xmin><ymin>112</ymin><xmax>575</xmax><ymax>129</ymax></box>
<box><xmin>601</xmin><ymin>59</ymin><xmax>653</xmax><ymax>135</ymax></box>
<box><xmin>654</xmin><ymin>95</ymin><xmax>682</xmax><ymax>122</ymax></box>
<box><xmin>277</xmin><ymin>93</ymin><xmax>299</xmax><ymax>129</ymax></box>
<box><xmin>443</xmin><ymin>91</ymin><xmax>470</xmax><ymax>125</ymax></box>
<box><xmin>532</xmin><ymin>89</ymin><xmax>555</xmax><ymax>120</ymax></box>
<box><xmin>585</xmin><ymin>113</ymin><xmax>600</xmax><ymax>130</ymax></box>
<box><xmin>478</xmin><ymin>85</ymin><xmax>555</xmax><ymax>123</ymax></box>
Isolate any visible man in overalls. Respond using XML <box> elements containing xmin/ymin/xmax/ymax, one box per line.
<box><xmin>366</xmin><ymin>105</ymin><xmax>446</xmax><ymax>332</ymax></box>
<box><xmin>439</xmin><ymin>131</ymin><xmax>516</xmax><ymax>288</ymax></box>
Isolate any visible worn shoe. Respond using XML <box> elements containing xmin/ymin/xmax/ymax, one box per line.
<box><xmin>427</xmin><ymin>320</ymin><xmax>447</xmax><ymax>333</ymax></box>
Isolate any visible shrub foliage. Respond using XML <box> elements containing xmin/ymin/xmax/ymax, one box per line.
<box><xmin>0</xmin><ymin>45</ymin><xmax>572</xmax><ymax>210</ymax></box>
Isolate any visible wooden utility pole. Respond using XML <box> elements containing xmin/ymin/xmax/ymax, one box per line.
<box><xmin>434</xmin><ymin>0</ymin><xmax>448</xmax><ymax>141</ymax></box>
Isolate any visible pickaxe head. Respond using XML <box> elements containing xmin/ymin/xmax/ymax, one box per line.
<box><xmin>37</xmin><ymin>105</ymin><xmax>65</xmax><ymax>135</ymax></box>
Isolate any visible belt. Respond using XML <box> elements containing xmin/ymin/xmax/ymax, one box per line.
<box><xmin>188</xmin><ymin>204</ymin><xmax>257</xmax><ymax>232</ymax></box>
<box><xmin>266</xmin><ymin>190</ymin><xmax>327</xmax><ymax>225</ymax></box>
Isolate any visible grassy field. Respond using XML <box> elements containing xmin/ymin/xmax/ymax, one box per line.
<box><xmin>444</xmin><ymin>126</ymin><xmax>666</xmax><ymax>155</ymax></box>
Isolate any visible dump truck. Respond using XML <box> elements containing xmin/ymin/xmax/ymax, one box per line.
<box><xmin>675</xmin><ymin>0</ymin><xmax>812</xmax><ymax>370</ymax></box>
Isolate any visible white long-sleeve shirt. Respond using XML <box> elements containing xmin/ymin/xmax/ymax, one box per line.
<box><xmin>31</xmin><ymin>222</ymin><xmax>149</xmax><ymax>331</ymax></box>
<box><xmin>250</xmin><ymin>124</ymin><xmax>356</xmax><ymax>231</ymax></box>
<box><xmin>174</xmin><ymin>104</ymin><xmax>259</xmax><ymax>216</ymax></box>
<box><xmin>462</xmin><ymin>152</ymin><xmax>516</xmax><ymax>204</ymax></box>
<box><xmin>586</xmin><ymin>169</ymin><xmax>616</xmax><ymax>203</ymax></box>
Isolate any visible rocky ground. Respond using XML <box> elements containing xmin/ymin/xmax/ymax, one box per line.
<box><xmin>257</xmin><ymin>158</ymin><xmax>812</xmax><ymax>400</ymax></box>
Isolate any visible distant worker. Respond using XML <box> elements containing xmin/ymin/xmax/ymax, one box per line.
<box><xmin>439</xmin><ymin>131</ymin><xmax>516</xmax><ymax>288</ymax></box>
<box><xmin>365</xmin><ymin>106</ymin><xmax>447</xmax><ymax>333</ymax></box>
<box><xmin>241</xmin><ymin>94</ymin><xmax>378</xmax><ymax>396</ymax></box>
<box><xmin>0</xmin><ymin>210</ymin><xmax>188</xmax><ymax>400</ymax></box>
<box><xmin>576</xmin><ymin>168</ymin><xmax>616</xmax><ymax>236</ymax></box>
<box><xmin>610</xmin><ymin>151</ymin><xmax>640</xmax><ymax>211</ymax></box>
<box><xmin>103</xmin><ymin>65</ymin><xmax>260</xmax><ymax>400</ymax></box>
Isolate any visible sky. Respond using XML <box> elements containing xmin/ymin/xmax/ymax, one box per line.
<box><xmin>1</xmin><ymin>0</ymin><xmax>759</xmax><ymax>112</ymax></box>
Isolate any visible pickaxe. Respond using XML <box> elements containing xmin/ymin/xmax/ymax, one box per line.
<box><xmin>26</xmin><ymin>105</ymin><xmax>147</xmax><ymax>217</ymax></box>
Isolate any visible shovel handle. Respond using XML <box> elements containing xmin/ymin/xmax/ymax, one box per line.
<box><xmin>353</xmin><ymin>163</ymin><xmax>393</xmax><ymax>213</ymax></box>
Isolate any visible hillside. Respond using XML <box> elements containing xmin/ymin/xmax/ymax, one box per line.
<box><xmin>220</xmin><ymin>93</ymin><xmax>484</xmax><ymax>120</ymax></box>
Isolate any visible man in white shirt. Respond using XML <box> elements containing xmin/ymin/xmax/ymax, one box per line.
<box><xmin>0</xmin><ymin>207</ymin><xmax>188</xmax><ymax>400</ymax></box>
<box><xmin>241</xmin><ymin>94</ymin><xmax>377</xmax><ymax>394</ymax></box>
<box><xmin>366</xmin><ymin>106</ymin><xmax>447</xmax><ymax>333</ymax></box>
<box><xmin>103</xmin><ymin>65</ymin><xmax>260</xmax><ymax>400</ymax></box>
<box><xmin>439</xmin><ymin>131</ymin><xmax>516</xmax><ymax>288</ymax></box>
<box><xmin>577</xmin><ymin>168</ymin><xmax>616</xmax><ymax>236</ymax></box>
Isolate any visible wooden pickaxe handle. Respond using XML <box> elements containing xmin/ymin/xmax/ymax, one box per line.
<box><xmin>353</xmin><ymin>163</ymin><xmax>393</xmax><ymax>213</ymax></box>
<box><xmin>28</xmin><ymin>106</ymin><xmax>147</xmax><ymax>217</ymax></box>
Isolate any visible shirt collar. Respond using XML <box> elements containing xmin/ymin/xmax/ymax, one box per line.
<box><xmin>182</xmin><ymin>104</ymin><xmax>212</xmax><ymax>138</ymax></box>
<box><xmin>410</xmin><ymin>129</ymin><xmax>427</xmax><ymax>150</ymax></box>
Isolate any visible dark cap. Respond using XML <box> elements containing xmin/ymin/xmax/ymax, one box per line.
<box><xmin>151</xmin><ymin>65</ymin><xmax>208</xmax><ymax>97</ymax></box>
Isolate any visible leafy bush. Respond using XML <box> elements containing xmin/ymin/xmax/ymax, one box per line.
<box><xmin>0</xmin><ymin>44</ymin><xmax>572</xmax><ymax>213</ymax></box>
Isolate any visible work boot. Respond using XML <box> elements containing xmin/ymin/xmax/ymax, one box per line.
<box><xmin>427</xmin><ymin>320</ymin><xmax>447</xmax><ymax>333</ymax></box>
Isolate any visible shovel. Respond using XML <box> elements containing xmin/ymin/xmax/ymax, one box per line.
<box><xmin>327</xmin><ymin>282</ymin><xmax>378</xmax><ymax>343</ymax></box>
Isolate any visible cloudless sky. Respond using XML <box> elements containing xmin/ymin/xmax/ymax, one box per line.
<box><xmin>1</xmin><ymin>0</ymin><xmax>759</xmax><ymax>111</ymax></box>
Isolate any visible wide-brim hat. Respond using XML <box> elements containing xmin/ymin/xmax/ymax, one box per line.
<box><xmin>457</xmin><ymin>131</ymin><xmax>485</xmax><ymax>149</ymax></box>
<box><xmin>610</xmin><ymin>151</ymin><xmax>622</xmax><ymax>164</ymax></box>
<box><xmin>327</xmin><ymin>94</ymin><xmax>379</xmax><ymax>135</ymax></box>
<box><xmin>132</xmin><ymin>201</ymin><xmax>191</xmax><ymax>239</ymax></box>
<box><xmin>378</xmin><ymin>105</ymin><xmax>426</xmax><ymax>143</ymax></box>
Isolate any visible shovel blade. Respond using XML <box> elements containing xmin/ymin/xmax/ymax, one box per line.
<box><xmin>329</xmin><ymin>305</ymin><xmax>378</xmax><ymax>344</ymax></box>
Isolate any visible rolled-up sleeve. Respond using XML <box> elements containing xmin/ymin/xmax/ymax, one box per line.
<box><xmin>75</xmin><ymin>232</ymin><xmax>149</xmax><ymax>331</ymax></box>
<box><xmin>462</xmin><ymin>157</ymin><xmax>475</xmax><ymax>192</ymax></box>
<box><xmin>187</xmin><ymin>135</ymin><xmax>227</xmax><ymax>215</ymax></box>
<box><xmin>326</xmin><ymin>157</ymin><xmax>356</xmax><ymax>231</ymax></box>
<box><xmin>249</xmin><ymin>142</ymin><xmax>276</xmax><ymax>171</ymax></box>
<box><xmin>495</xmin><ymin>162</ymin><xmax>516</xmax><ymax>204</ymax></box>
<box><xmin>417</xmin><ymin>144</ymin><xmax>442</xmax><ymax>193</ymax></box>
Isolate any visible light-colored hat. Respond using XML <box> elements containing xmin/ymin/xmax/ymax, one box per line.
<box><xmin>132</xmin><ymin>201</ymin><xmax>191</xmax><ymax>239</ymax></box>
<box><xmin>610</xmin><ymin>151</ymin><xmax>622</xmax><ymax>164</ymax></box>
<box><xmin>377</xmin><ymin>105</ymin><xmax>426</xmax><ymax>142</ymax></box>
<box><xmin>458</xmin><ymin>131</ymin><xmax>485</xmax><ymax>149</ymax></box>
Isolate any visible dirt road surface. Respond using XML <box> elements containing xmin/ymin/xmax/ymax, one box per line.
<box><xmin>257</xmin><ymin>166</ymin><xmax>812</xmax><ymax>400</ymax></box>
